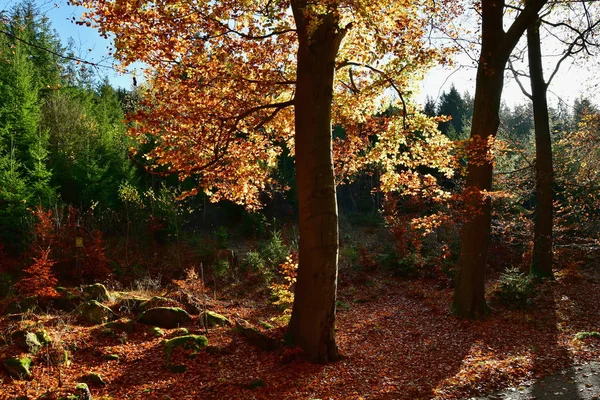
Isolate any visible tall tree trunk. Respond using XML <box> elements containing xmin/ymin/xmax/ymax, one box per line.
<box><xmin>452</xmin><ymin>62</ymin><xmax>503</xmax><ymax>319</ymax></box>
<box><xmin>528</xmin><ymin>20</ymin><xmax>554</xmax><ymax>279</ymax></box>
<box><xmin>452</xmin><ymin>0</ymin><xmax>547</xmax><ymax>318</ymax></box>
<box><xmin>287</xmin><ymin>2</ymin><xmax>344</xmax><ymax>363</ymax></box>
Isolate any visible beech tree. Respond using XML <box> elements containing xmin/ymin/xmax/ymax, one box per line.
<box><xmin>453</xmin><ymin>0</ymin><xmax>547</xmax><ymax>318</ymax></box>
<box><xmin>509</xmin><ymin>2</ymin><xmax>600</xmax><ymax>279</ymax></box>
<box><xmin>77</xmin><ymin>0</ymin><xmax>457</xmax><ymax>361</ymax></box>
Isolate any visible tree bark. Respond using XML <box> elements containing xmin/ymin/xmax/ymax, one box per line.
<box><xmin>527</xmin><ymin>20</ymin><xmax>554</xmax><ymax>279</ymax></box>
<box><xmin>453</xmin><ymin>0</ymin><xmax>547</xmax><ymax>318</ymax></box>
<box><xmin>287</xmin><ymin>2</ymin><xmax>344</xmax><ymax>363</ymax></box>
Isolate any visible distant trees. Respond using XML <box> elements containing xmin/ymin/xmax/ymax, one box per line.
<box><xmin>0</xmin><ymin>1</ymin><xmax>134</xmax><ymax>251</ymax></box>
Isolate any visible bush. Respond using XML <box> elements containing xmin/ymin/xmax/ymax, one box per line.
<box><xmin>259</xmin><ymin>230</ymin><xmax>288</xmax><ymax>268</ymax></box>
<box><xmin>241</xmin><ymin>251</ymin><xmax>264</xmax><ymax>272</ymax></box>
<box><xmin>493</xmin><ymin>267</ymin><xmax>535</xmax><ymax>308</ymax></box>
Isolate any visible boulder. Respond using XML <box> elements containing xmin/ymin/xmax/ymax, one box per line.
<box><xmin>77</xmin><ymin>300</ymin><xmax>117</xmax><ymax>324</ymax></box>
<box><xmin>3</xmin><ymin>356</ymin><xmax>32</xmax><ymax>380</ymax></box>
<box><xmin>139</xmin><ymin>296</ymin><xmax>182</xmax><ymax>312</ymax></box>
<box><xmin>103</xmin><ymin>319</ymin><xmax>135</xmax><ymax>333</ymax></box>
<box><xmin>151</xmin><ymin>327</ymin><xmax>165</xmax><ymax>337</ymax></box>
<box><xmin>137</xmin><ymin>307</ymin><xmax>191</xmax><ymax>329</ymax></box>
<box><xmin>12</xmin><ymin>329</ymin><xmax>50</xmax><ymax>354</ymax></box>
<box><xmin>75</xmin><ymin>383</ymin><xmax>93</xmax><ymax>400</ymax></box>
<box><xmin>112</xmin><ymin>295</ymin><xmax>147</xmax><ymax>314</ymax></box>
<box><xmin>80</xmin><ymin>372</ymin><xmax>107</xmax><ymax>387</ymax></box>
<box><xmin>54</xmin><ymin>287</ymin><xmax>83</xmax><ymax>311</ymax></box>
<box><xmin>199</xmin><ymin>310</ymin><xmax>231</xmax><ymax>327</ymax></box>
<box><xmin>163</xmin><ymin>335</ymin><xmax>208</xmax><ymax>365</ymax></box>
<box><xmin>235</xmin><ymin>320</ymin><xmax>280</xmax><ymax>351</ymax></box>
<box><xmin>83</xmin><ymin>283</ymin><xmax>111</xmax><ymax>302</ymax></box>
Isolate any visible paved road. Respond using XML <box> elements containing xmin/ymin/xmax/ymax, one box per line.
<box><xmin>475</xmin><ymin>362</ymin><xmax>600</xmax><ymax>400</ymax></box>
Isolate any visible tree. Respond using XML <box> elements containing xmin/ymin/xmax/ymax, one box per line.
<box><xmin>508</xmin><ymin>1</ymin><xmax>600</xmax><ymax>279</ymax></box>
<box><xmin>437</xmin><ymin>84</ymin><xmax>467</xmax><ymax>138</ymax></box>
<box><xmin>453</xmin><ymin>0</ymin><xmax>547</xmax><ymax>319</ymax></box>
<box><xmin>526</xmin><ymin>19</ymin><xmax>554</xmax><ymax>279</ymax></box>
<box><xmin>77</xmin><ymin>0</ymin><xmax>457</xmax><ymax>361</ymax></box>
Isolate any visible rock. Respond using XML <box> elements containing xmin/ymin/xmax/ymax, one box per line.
<box><xmin>173</xmin><ymin>327</ymin><xmax>189</xmax><ymax>336</ymax></box>
<box><xmin>103</xmin><ymin>319</ymin><xmax>134</xmax><ymax>333</ymax></box>
<box><xmin>113</xmin><ymin>295</ymin><xmax>147</xmax><ymax>314</ymax></box>
<box><xmin>12</xmin><ymin>330</ymin><xmax>42</xmax><ymax>354</ymax></box>
<box><xmin>83</xmin><ymin>283</ymin><xmax>110</xmax><ymax>302</ymax></box>
<box><xmin>81</xmin><ymin>372</ymin><xmax>107</xmax><ymax>387</ymax></box>
<box><xmin>199</xmin><ymin>310</ymin><xmax>231</xmax><ymax>327</ymax></box>
<box><xmin>139</xmin><ymin>296</ymin><xmax>182</xmax><ymax>312</ymax></box>
<box><xmin>102</xmin><ymin>354</ymin><xmax>119</xmax><ymax>361</ymax></box>
<box><xmin>163</xmin><ymin>335</ymin><xmax>208</xmax><ymax>365</ymax></box>
<box><xmin>3</xmin><ymin>356</ymin><xmax>32</xmax><ymax>380</ymax></box>
<box><xmin>77</xmin><ymin>300</ymin><xmax>117</xmax><ymax>324</ymax></box>
<box><xmin>161</xmin><ymin>290</ymin><xmax>202</xmax><ymax>314</ymax></box>
<box><xmin>54</xmin><ymin>287</ymin><xmax>83</xmax><ymax>311</ymax></box>
<box><xmin>3</xmin><ymin>296</ymin><xmax>38</xmax><ymax>315</ymax></box>
<box><xmin>151</xmin><ymin>327</ymin><xmax>165</xmax><ymax>337</ymax></box>
<box><xmin>235</xmin><ymin>320</ymin><xmax>280</xmax><ymax>351</ymax></box>
<box><xmin>137</xmin><ymin>307</ymin><xmax>191</xmax><ymax>329</ymax></box>
<box><xmin>35</xmin><ymin>329</ymin><xmax>52</xmax><ymax>346</ymax></box>
<box><xmin>75</xmin><ymin>383</ymin><xmax>93</xmax><ymax>400</ymax></box>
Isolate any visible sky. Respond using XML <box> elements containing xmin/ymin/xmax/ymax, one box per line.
<box><xmin>6</xmin><ymin>0</ymin><xmax>600</xmax><ymax>108</ymax></box>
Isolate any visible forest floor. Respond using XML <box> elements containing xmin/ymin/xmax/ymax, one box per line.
<box><xmin>1</xmin><ymin>261</ymin><xmax>599</xmax><ymax>400</ymax></box>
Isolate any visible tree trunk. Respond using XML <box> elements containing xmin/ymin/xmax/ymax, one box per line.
<box><xmin>453</xmin><ymin>0</ymin><xmax>547</xmax><ymax>318</ymax></box>
<box><xmin>453</xmin><ymin>0</ymin><xmax>507</xmax><ymax>319</ymax></box>
<box><xmin>452</xmin><ymin>62</ymin><xmax>503</xmax><ymax>319</ymax></box>
<box><xmin>287</xmin><ymin>2</ymin><xmax>344</xmax><ymax>363</ymax></box>
<box><xmin>527</xmin><ymin>20</ymin><xmax>554</xmax><ymax>279</ymax></box>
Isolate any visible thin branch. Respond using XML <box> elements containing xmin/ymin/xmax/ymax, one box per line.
<box><xmin>507</xmin><ymin>59</ymin><xmax>533</xmax><ymax>100</ymax></box>
<box><xmin>336</xmin><ymin>61</ymin><xmax>408</xmax><ymax>128</ymax></box>
<box><xmin>0</xmin><ymin>28</ymin><xmax>115</xmax><ymax>70</ymax></box>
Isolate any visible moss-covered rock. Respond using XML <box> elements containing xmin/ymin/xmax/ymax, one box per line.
<box><xmin>54</xmin><ymin>287</ymin><xmax>83</xmax><ymax>311</ymax></box>
<box><xmin>151</xmin><ymin>327</ymin><xmax>165</xmax><ymax>337</ymax></box>
<box><xmin>3</xmin><ymin>296</ymin><xmax>39</xmax><ymax>315</ymax></box>
<box><xmin>235</xmin><ymin>320</ymin><xmax>280</xmax><ymax>351</ymax></box>
<box><xmin>12</xmin><ymin>329</ymin><xmax>50</xmax><ymax>354</ymax></box>
<box><xmin>137</xmin><ymin>307</ymin><xmax>191</xmax><ymax>329</ymax></box>
<box><xmin>139</xmin><ymin>296</ymin><xmax>182</xmax><ymax>312</ymax></box>
<box><xmin>113</xmin><ymin>295</ymin><xmax>147</xmax><ymax>314</ymax></box>
<box><xmin>77</xmin><ymin>300</ymin><xmax>117</xmax><ymax>324</ymax></box>
<box><xmin>199</xmin><ymin>310</ymin><xmax>231</xmax><ymax>327</ymax></box>
<box><xmin>75</xmin><ymin>382</ymin><xmax>93</xmax><ymax>400</ymax></box>
<box><xmin>81</xmin><ymin>372</ymin><xmax>107</xmax><ymax>387</ymax></box>
<box><xmin>35</xmin><ymin>329</ymin><xmax>52</xmax><ymax>346</ymax></box>
<box><xmin>163</xmin><ymin>335</ymin><xmax>208</xmax><ymax>365</ymax></box>
<box><xmin>83</xmin><ymin>283</ymin><xmax>111</xmax><ymax>302</ymax></box>
<box><xmin>173</xmin><ymin>327</ymin><xmax>189</xmax><ymax>336</ymax></box>
<box><xmin>103</xmin><ymin>319</ymin><xmax>135</xmax><ymax>333</ymax></box>
<box><xmin>3</xmin><ymin>356</ymin><xmax>32</xmax><ymax>379</ymax></box>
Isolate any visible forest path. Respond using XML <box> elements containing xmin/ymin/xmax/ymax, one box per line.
<box><xmin>477</xmin><ymin>361</ymin><xmax>600</xmax><ymax>400</ymax></box>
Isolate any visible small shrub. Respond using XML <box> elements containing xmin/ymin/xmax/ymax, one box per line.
<box><xmin>214</xmin><ymin>259</ymin><xmax>230</xmax><ymax>279</ymax></box>
<box><xmin>15</xmin><ymin>249</ymin><xmax>59</xmax><ymax>298</ymax></box>
<box><xmin>493</xmin><ymin>267</ymin><xmax>535</xmax><ymax>308</ymax></box>
<box><xmin>259</xmin><ymin>230</ymin><xmax>289</xmax><ymax>268</ymax></box>
<box><xmin>269</xmin><ymin>253</ymin><xmax>297</xmax><ymax>312</ymax></box>
<box><xmin>241</xmin><ymin>251</ymin><xmax>264</xmax><ymax>272</ymax></box>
